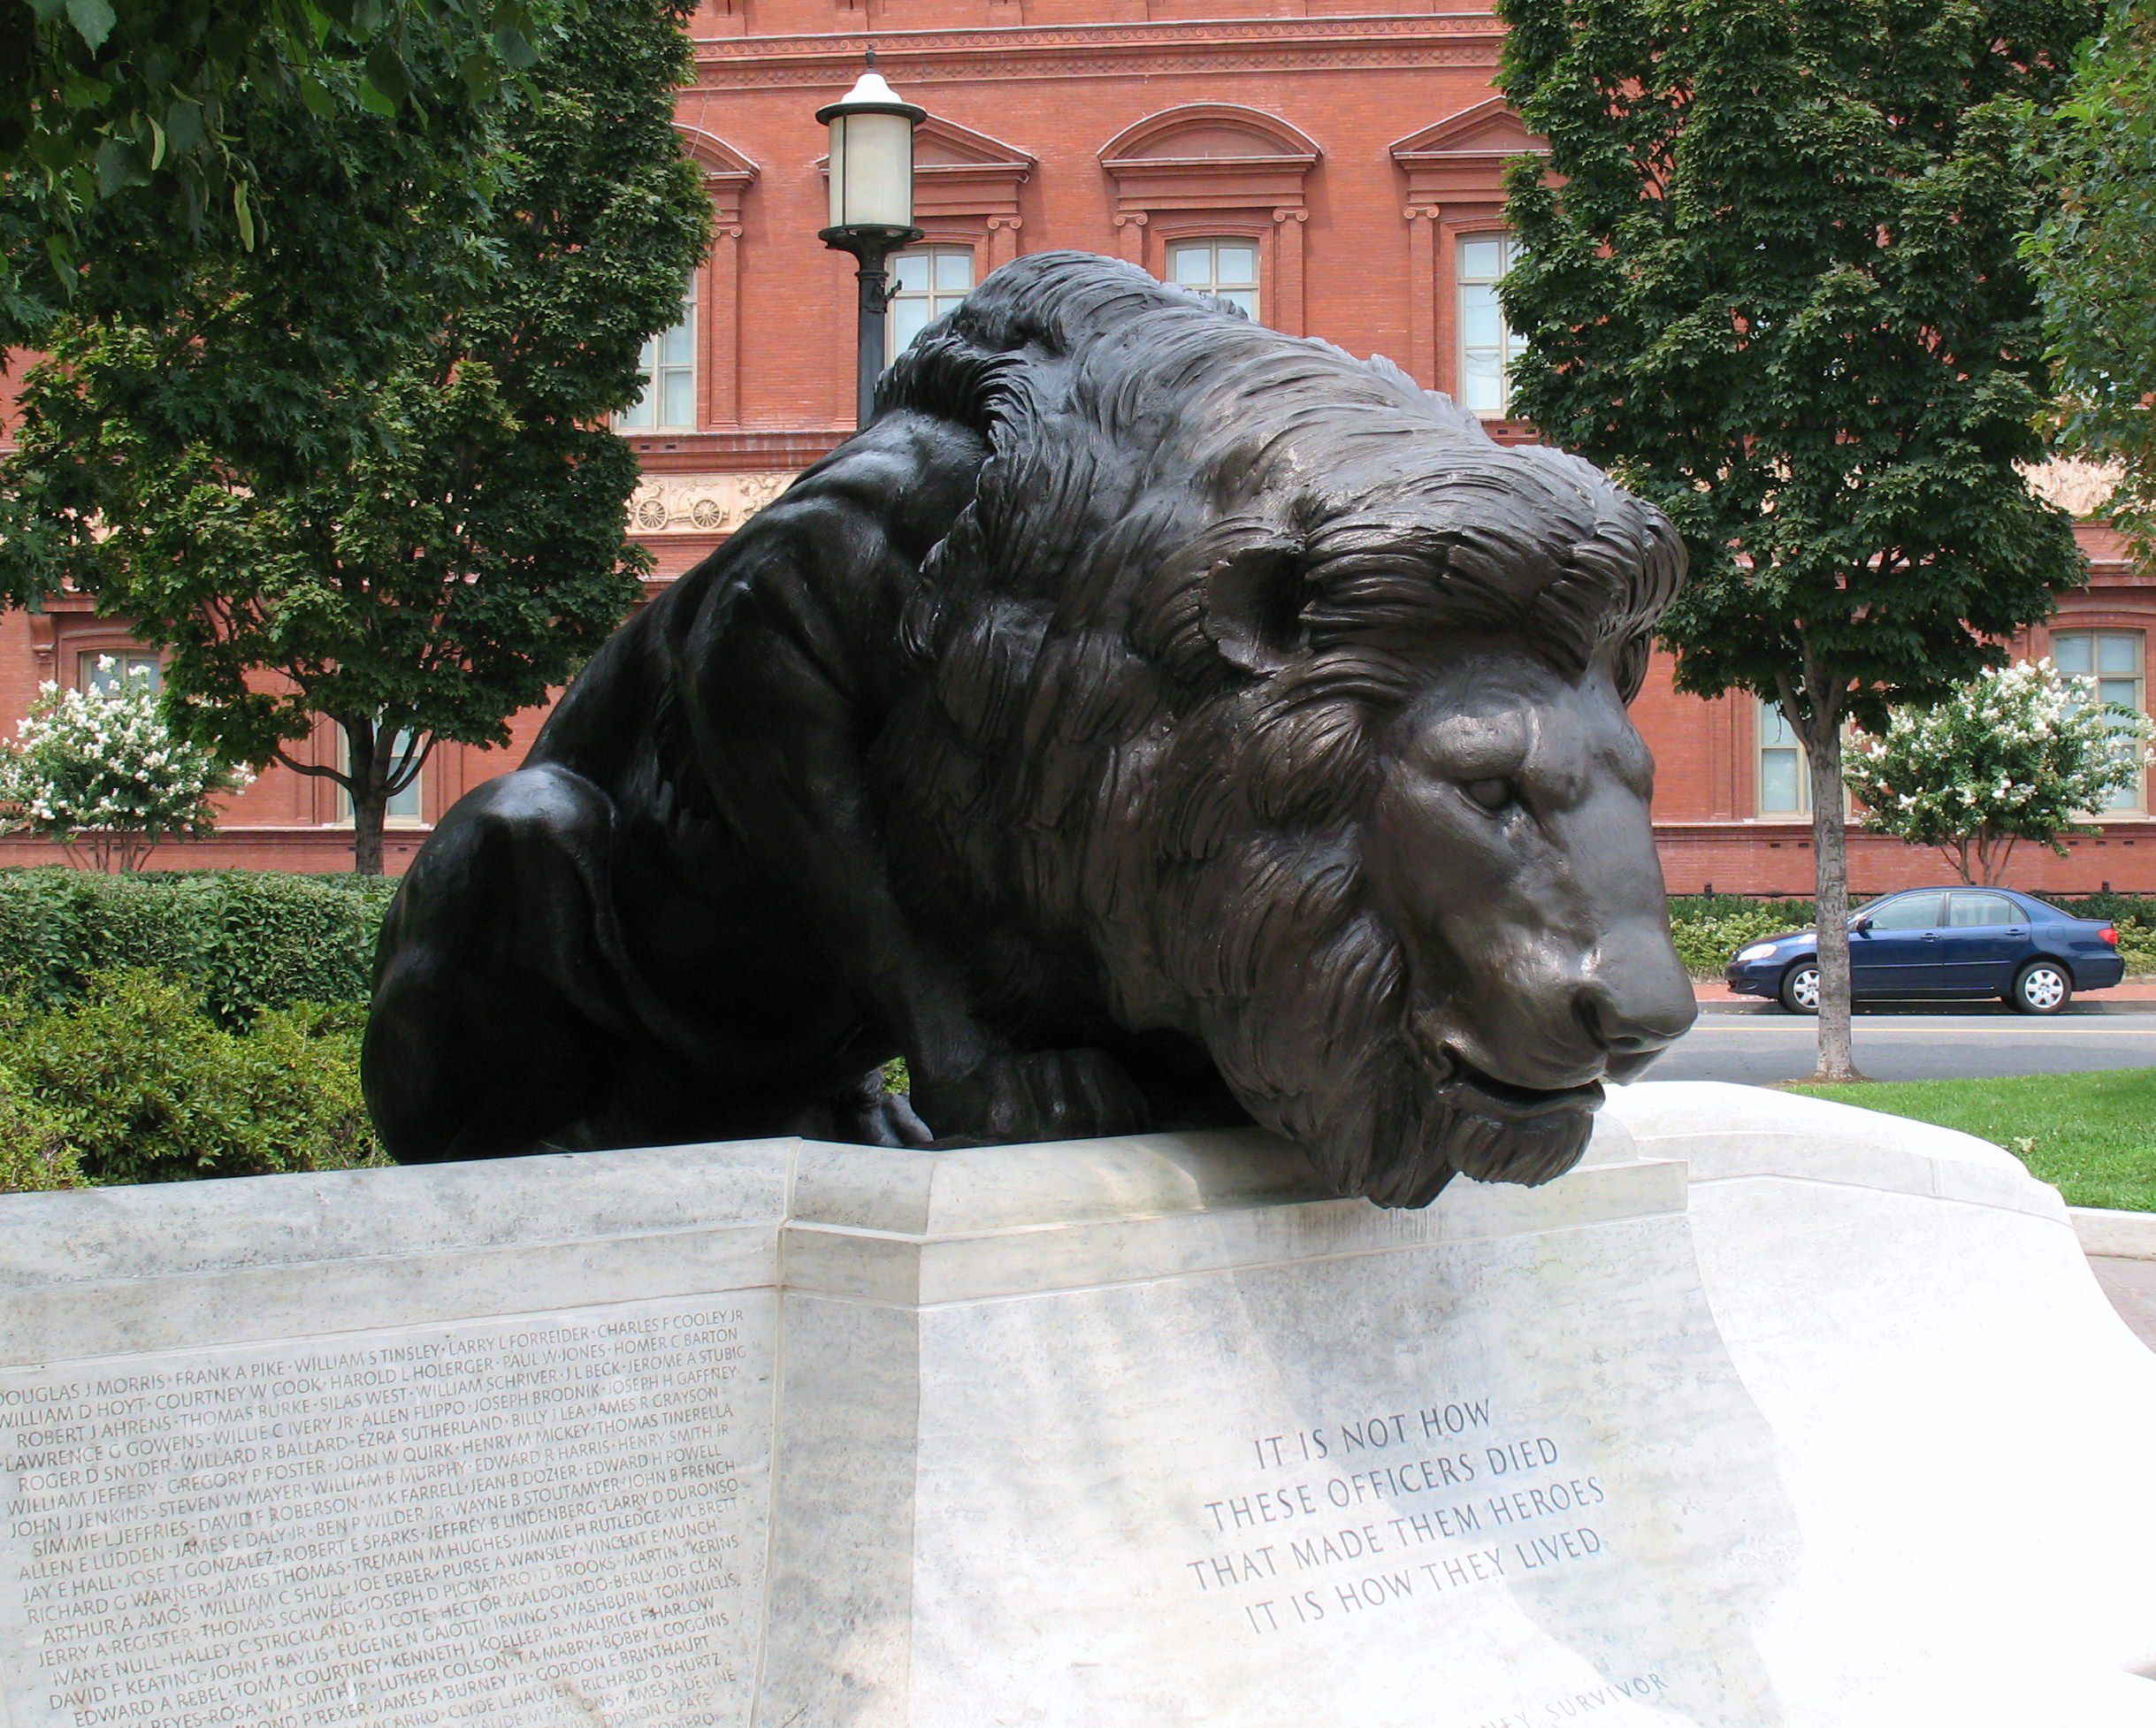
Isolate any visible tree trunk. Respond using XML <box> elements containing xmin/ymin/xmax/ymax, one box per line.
<box><xmin>351</xmin><ymin>792</ymin><xmax>386</xmax><ymax>875</ymax></box>
<box><xmin>343</xmin><ymin>718</ymin><xmax>386</xmax><ymax>876</ymax></box>
<box><xmin>1806</xmin><ymin>723</ymin><xmax>1862</xmax><ymax>1082</ymax></box>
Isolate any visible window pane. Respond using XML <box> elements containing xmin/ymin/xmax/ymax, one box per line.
<box><xmin>1219</xmin><ymin>287</ymin><xmax>1258</xmax><ymax>317</ymax></box>
<box><xmin>891</xmin><ymin>296</ymin><xmax>933</xmax><ymax>353</ymax></box>
<box><xmin>1758</xmin><ymin>750</ymin><xmax>1800</xmax><ymax>814</ymax></box>
<box><xmin>2053</xmin><ymin>633</ymin><xmax>2093</xmax><ymax>676</ymax></box>
<box><xmin>80</xmin><ymin>653</ymin><xmax>159</xmax><ymax>693</ymax></box>
<box><xmin>1170</xmin><ymin>243</ymin><xmax>1214</xmax><ymax>287</ymax></box>
<box><xmin>893</xmin><ymin>252</ymin><xmax>931</xmax><ymax>293</ymax></box>
<box><xmin>1458</xmin><ymin>237</ymin><xmax>1504</xmax><ymax>280</ymax></box>
<box><xmin>2098</xmin><ymin>632</ymin><xmax>2140</xmax><ymax>676</ymax></box>
<box><xmin>2098</xmin><ymin>676</ymin><xmax>2138</xmax><ymax>709</ymax></box>
<box><xmin>1461</xmin><ymin>286</ymin><xmax>1505</xmax><ymax>350</ymax></box>
<box><xmin>934</xmin><ymin>248</ymin><xmax>975</xmax><ymax>293</ymax></box>
<box><xmin>1759</xmin><ymin>704</ymin><xmax>1797</xmax><ymax>748</ymax></box>
<box><xmin>661</xmin><ymin>368</ymin><xmax>694</xmax><ymax>430</ymax></box>
<box><xmin>384</xmin><ymin>730</ymin><xmax>424</xmax><ymax>822</ymax></box>
<box><xmin>618</xmin><ymin>284</ymin><xmax>694</xmax><ymax>431</ymax></box>
<box><xmin>1214</xmin><ymin>242</ymin><xmax>1258</xmax><ymax>286</ymax></box>
<box><xmin>339</xmin><ymin>727</ymin><xmax>425</xmax><ymax>824</ymax></box>
<box><xmin>1460</xmin><ymin>348</ymin><xmax>1503</xmax><ymax>414</ymax></box>
<box><xmin>1868</xmin><ymin>894</ymin><xmax>1942</xmax><ymax>931</ymax></box>
<box><xmin>1947</xmin><ymin>894</ymin><xmax>2016</xmax><ymax>928</ymax></box>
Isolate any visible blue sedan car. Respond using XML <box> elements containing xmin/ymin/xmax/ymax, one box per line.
<box><xmin>1725</xmin><ymin>887</ymin><xmax>2126</xmax><ymax>1015</ymax></box>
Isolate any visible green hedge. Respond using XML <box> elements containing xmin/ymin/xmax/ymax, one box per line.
<box><xmin>1669</xmin><ymin>891</ymin><xmax>2156</xmax><ymax>978</ymax></box>
<box><xmin>0</xmin><ymin>868</ymin><xmax>396</xmax><ymax>1024</ymax></box>
<box><xmin>1668</xmin><ymin>895</ymin><xmax>1816</xmax><ymax>978</ymax></box>
<box><xmin>0</xmin><ymin>971</ymin><xmax>380</xmax><ymax>1190</ymax></box>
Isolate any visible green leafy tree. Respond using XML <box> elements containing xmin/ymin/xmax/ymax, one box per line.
<box><xmin>0</xmin><ymin>660</ymin><xmax>248</xmax><ymax>871</ymax></box>
<box><xmin>0</xmin><ymin>0</ymin><xmax>554</xmax><ymax>348</ymax></box>
<box><xmin>2021</xmin><ymin>0</ymin><xmax>2156</xmax><ymax>573</ymax></box>
<box><xmin>1496</xmin><ymin>0</ymin><xmax>2094</xmax><ymax>1078</ymax></box>
<box><xmin>1845</xmin><ymin>660</ymin><xmax>2153</xmax><ymax>884</ymax></box>
<box><xmin>0</xmin><ymin>0</ymin><xmax>708</xmax><ymax>872</ymax></box>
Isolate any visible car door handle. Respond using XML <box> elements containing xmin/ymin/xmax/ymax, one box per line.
<box><xmin>1921</xmin><ymin>932</ymin><xmax>1937</xmax><ymax>941</ymax></box>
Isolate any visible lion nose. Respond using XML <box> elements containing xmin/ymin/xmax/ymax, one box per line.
<box><xmin>1572</xmin><ymin>978</ymin><xmax>1696</xmax><ymax>1060</ymax></box>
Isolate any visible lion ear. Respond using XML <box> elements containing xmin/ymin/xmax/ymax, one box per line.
<box><xmin>1200</xmin><ymin>542</ymin><xmax>1311</xmax><ymax>675</ymax></box>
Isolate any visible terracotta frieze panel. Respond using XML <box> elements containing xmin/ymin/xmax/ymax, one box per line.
<box><xmin>628</xmin><ymin>471</ymin><xmax>796</xmax><ymax>536</ymax></box>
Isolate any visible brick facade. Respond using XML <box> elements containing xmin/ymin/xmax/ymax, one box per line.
<box><xmin>4</xmin><ymin>0</ymin><xmax>2152</xmax><ymax>892</ymax></box>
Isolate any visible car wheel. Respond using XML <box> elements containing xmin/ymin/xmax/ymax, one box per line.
<box><xmin>1778</xmin><ymin>962</ymin><xmax>1821</xmax><ymax>1015</ymax></box>
<box><xmin>2009</xmin><ymin>960</ymin><xmax>2071</xmax><ymax>1016</ymax></box>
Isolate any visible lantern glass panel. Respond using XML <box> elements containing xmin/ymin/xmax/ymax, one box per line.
<box><xmin>830</xmin><ymin>111</ymin><xmax>915</xmax><ymax>231</ymax></box>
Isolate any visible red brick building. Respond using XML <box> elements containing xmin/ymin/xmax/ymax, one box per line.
<box><xmin>3</xmin><ymin>0</ymin><xmax>2151</xmax><ymax>891</ymax></box>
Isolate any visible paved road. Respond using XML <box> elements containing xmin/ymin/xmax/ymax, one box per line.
<box><xmin>1651</xmin><ymin>1008</ymin><xmax>2156</xmax><ymax>1085</ymax></box>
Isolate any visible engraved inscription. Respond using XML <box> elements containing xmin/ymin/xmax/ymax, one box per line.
<box><xmin>0</xmin><ymin>1297</ymin><xmax>772</xmax><ymax>1728</ymax></box>
<box><xmin>1179</xmin><ymin>1397</ymin><xmax>1613</xmax><ymax>1638</ymax></box>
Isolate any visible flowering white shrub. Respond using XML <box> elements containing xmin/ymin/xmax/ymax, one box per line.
<box><xmin>1844</xmin><ymin>660</ymin><xmax>2154</xmax><ymax>884</ymax></box>
<box><xmin>0</xmin><ymin>661</ymin><xmax>249</xmax><ymax>871</ymax></box>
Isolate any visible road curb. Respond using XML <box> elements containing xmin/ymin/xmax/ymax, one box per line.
<box><xmin>2073</xmin><ymin>1207</ymin><xmax>2156</xmax><ymax>1262</ymax></box>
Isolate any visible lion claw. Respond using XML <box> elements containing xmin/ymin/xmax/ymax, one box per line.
<box><xmin>911</xmin><ymin>1049</ymin><xmax>1151</xmax><ymax>1146</ymax></box>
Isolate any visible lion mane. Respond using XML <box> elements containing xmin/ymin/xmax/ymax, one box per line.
<box><xmin>865</xmin><ymin>252</ymin><xmax>1685</xmax><ymax>1205</ymax></box>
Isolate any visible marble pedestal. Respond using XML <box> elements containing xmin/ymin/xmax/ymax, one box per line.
<box><xmin>0</xmin><ymin>1082</ymin><xmax>2150</xmax><ymax>1727</ymax></box>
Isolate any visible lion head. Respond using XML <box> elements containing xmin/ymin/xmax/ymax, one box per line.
<box><xmin>875</xmin><ymin>253</ymin><xmax>1696</xmax><ymax>1206</ymax></box>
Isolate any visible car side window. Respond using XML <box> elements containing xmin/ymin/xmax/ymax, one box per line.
<box><xmin>1864</xmin><ymin>894</ymin><xmax>1942</xmax><ymax>931</ymax></box>
<box><xmin>1946</xmin><ymin>893</ymin><xmax>2017</xmax><ymax>928</ymax></box>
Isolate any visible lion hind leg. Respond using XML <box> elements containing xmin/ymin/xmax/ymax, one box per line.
<box><xmin>364</xmin><ymin>764</ymin><xmax>677</xmax><ymax>1161</ymax></box>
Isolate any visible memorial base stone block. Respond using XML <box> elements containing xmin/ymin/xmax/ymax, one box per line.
<box><xmin>1</xmin><ymin>1082</ymin><xmax>2151</xmax><ymax>1726</ymax></box>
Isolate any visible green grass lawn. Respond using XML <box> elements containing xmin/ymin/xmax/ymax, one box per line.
<box><xmin>1785</xmin><ymin>1067</ymin><xmax>2156</xmax><ymax>1212</ymax></box>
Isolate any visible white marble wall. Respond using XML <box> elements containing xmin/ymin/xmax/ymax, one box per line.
<box><xmin>0</xmin><ymin>1090</ymin><xmax>2150</xmax><ymax>1727</ymax></box>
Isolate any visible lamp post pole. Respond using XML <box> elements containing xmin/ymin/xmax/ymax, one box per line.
<box><xmin>818</xmin><ymin>54</ymin><xmax>926</xmax><ymax>429</ymax></box>
<box><xmin>840</xmin><ymin>233</ymin><xmax>907</xmax><ymax>430</ymax></box>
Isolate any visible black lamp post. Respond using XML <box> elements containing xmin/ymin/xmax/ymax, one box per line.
<box><xmin>818</xmin><ymin>53</ymin><xmax>926</xmax><ymax>429</ymax></box>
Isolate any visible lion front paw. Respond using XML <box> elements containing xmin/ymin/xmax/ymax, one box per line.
<box><xmin>910</xmin><ymin>1049</ymin><xmax>1151</xmax><ymax>1146</ymax></box>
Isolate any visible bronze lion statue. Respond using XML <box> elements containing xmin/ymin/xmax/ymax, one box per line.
<box><xmin>363</xmin><ymin>251</ymin><xmax>1695</xmax><ymax>1206</ymax></box>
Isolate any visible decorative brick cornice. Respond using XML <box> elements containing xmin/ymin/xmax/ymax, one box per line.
<box><xmin>692</xmin><ymin>16</ymin><xmax>1506</xmax><ymax>89</ymax></box>
<box><xmin>624</xmin><ymin>429</ymin><xmax>845</xmax><ymax>472</ymax></box>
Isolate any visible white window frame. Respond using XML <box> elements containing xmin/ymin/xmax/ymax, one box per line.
<box><xmin>1166</xmin><ymin>237</ymin><xmax>1260</xmax><ymax>321</ymax></box>
<box><xmin>886</xmin><ymin>245</ymin><xmax>976</xmax><ymax>366</ymax></box>
<box><xmin>77</xmin><ymin>650</ymin><xmax>162</xmax><ymax>694</ymax></box>
<box><xmin>2053</xmin><ymin>629</ymin><xmax>2148</xmax><ymax>815</ymax></box>
<box><xmin>1755</xmin><ymin>699</ymin><xmax>1856</xmax><ymax>819</ymax></box>
<box><xmin>1456</xmin><ymin>232</ymin><xmax>1523</xmax><ymax>419</ymax></box>
<box><xmin>616</xmin><ymin>278</ymin><xmax>697</xmax><ymax>432</ymax></box>
<box><xmin>1756</xmin><ymin>698</ymin><xmax>1808</xmax><ymax>816</ymax></box>
<box><xmin>336</xmin><ymin>727</ymin><xmax>426</xmax><ymax>828</ymax></box>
